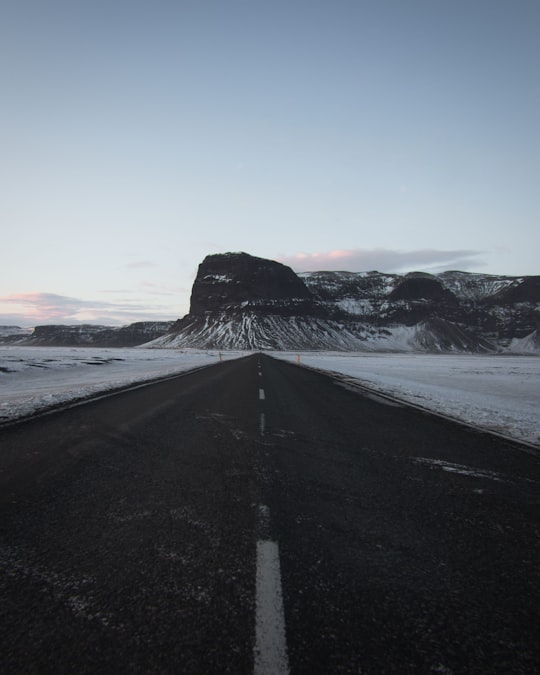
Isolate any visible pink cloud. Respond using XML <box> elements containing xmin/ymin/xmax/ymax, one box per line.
<box><xmin>278</xmin><ymin>248</ymin><xmax>486</xmax><ymax>273</ymax></box>
<box><xmin>0</xmin><ymin>292</ymin><xmax>177</xmax><ymax>327</ymax></box>
<box><xmin>0</xmin><ymin>293</ymin><xmax>73</xmax><ymax>322</ymax></box>
<box><xmin>124</xmin><ymin>260</ymin><xmax>159</xmax><ymax>269</ymax></box>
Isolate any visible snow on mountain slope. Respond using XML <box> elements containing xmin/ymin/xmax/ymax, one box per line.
<box><xmin>150</xmin><ymin>313</ymin><xmax>370</xmax><ymax>351</ymax></box>
<box><xmin>369</xmin><ymin>320</ymin><xmax>494</xmax><ymax>353</ymax></box>
<box><xmin>508</xmin><ymin>330</ymin><xmax>540</xmax><ymax>354</ymax></box>
<box><xmin>148</xmin><ymin>313</ymin><xmax>496</xmax><ymax>353</ymax></box>
<box><xmin>436</xmin><ymin>271</ymin><xmax>520</xmax><ymax>301</ymax></box>
<box><xmin>299</xmin><ymin>270</ymin><xmax>400</xmax><ymax>300</ymax></box>
<box><xmin>335</xmin><ymin>298</ymin><xmax>376</xmax><ymax>316</ymax></box>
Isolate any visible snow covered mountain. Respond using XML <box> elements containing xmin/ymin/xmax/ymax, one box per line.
<box><xmin>149</xmin><ymin>252</ymin><xmax>539</xmax><ymax>352</ymax></box>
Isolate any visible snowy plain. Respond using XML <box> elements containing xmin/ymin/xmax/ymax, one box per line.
<box><xmin>0</xmin><ymin>347</ymin><xmax>239</xmax><ymax>423</ymax></box>
<box><xmin>0</xmin><ymin>347</ymin><xmax>538</xmax><ymax>449</ymax></box>
<box><xmin>272</xmin><ymin>352</ymin><xmax>540</xmax><ymax>448</ymax></box>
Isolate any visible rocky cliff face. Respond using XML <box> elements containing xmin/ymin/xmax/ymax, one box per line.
<box><xmin>151</xmin><ymin>252</ymin><xmax>539</xmax><ymax>352</ymax></box>
<box><xmin>155</xmin><ymin>253</ymin><xmax>332</xmax><ymax>350</ymax></box>
<box><xmin>189</xmin><ymin>252</ymin><xmax>316</xmax><ymax>315</ymax></box>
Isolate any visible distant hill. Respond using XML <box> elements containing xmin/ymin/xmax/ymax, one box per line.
<box><xmin>0</xmin><ymin>322</ymin><xmax>174</xmax><ymax>347</ymax></box>
<box><xmin>0</xmin><ymin>326</ymin><xmax>32</xmax><ymax>338</ymax></box>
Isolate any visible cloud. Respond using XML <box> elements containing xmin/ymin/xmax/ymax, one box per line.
<box><xmin>123</xmin><ymin>260</ymin><xmax>159</xmax><ymax>269</ymax></box>
<box><xmin>139</xmin><ymin>282</ymin><xmax>189</xmax><ymax>296</ymax></box>
<box><xmin>278</xmin><ymin>248</ymin><xmax>486</xmax><ymax>273</ymax></box>
<box><xmin>0</xmin><ymin>292</ymin><xmax>178</xmax><ymax>327</ymax></box>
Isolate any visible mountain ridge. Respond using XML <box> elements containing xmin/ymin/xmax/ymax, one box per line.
<box><xmin>0</xmin><ymin>322</ymin><xmax>174</xmax><ymax>347</ymax></box>
<box><xmin>150</xmin><ymin>252</ymin><xmax>539</xmax><ymax>353</ymax></box>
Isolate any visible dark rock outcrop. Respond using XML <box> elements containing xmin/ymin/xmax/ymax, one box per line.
<box><xmin>488</xmin><ymin>276</ymin><xmax>540</xmax><ymax>304</ymax></box>
<box><xmin>189</xmin><ymin>252</ymin><xmax>315</xmax><ymax>315</ymax></box>
<box><xmin>388</xmin><ymin>275</ymin><xmax>457</xmax><ymax>303</ymax></box>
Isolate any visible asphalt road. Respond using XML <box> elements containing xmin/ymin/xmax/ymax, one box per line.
<box><xmin>1</xmin><ymin>353</ymin><xmax>539</xmax><ymax>674</ymax></box>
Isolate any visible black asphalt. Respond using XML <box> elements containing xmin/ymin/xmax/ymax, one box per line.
<box><xmin>1</xmin><ymin>353</ymin><xmax>539</xmax><ymax>674</ymax></box>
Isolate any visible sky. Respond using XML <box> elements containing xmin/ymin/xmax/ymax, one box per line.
<box><xmin>2</xmin><ymin>0</ymin><xmax>539</xmax><ymax>327</ymax></box>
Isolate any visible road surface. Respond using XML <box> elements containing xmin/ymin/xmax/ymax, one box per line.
<box><xmin>1</xmin><ymin>353</ymin><xmax>539</xmax><ymax>673</ymax></box>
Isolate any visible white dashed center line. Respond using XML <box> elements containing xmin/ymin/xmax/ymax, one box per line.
<box><xmin>254</xmin><ymin>373</ymin><xmax>288</xmax><ymax>672</ymax></box>
<box><xmin>254</xmin><ymin>505</ymin><xmax>289</xmax><ymax>675</ymax></box>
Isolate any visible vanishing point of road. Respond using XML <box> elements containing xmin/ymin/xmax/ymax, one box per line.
<box><xmin>1</xmin><ymin>354</ymin><xmax>539</xmax><ymax>674</ymax></box>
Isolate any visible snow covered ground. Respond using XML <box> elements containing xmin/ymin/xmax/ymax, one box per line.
<box><xmin>1</xmin><ymin>347</ymin><xmax>538</xmax><ymax>449</ymax></box>
<box><xmin>271</xmin><ymin>352</ymin><xmax>540</xmax><ymax>448</ymax></box>
<box><xmin>0</xmin><ymin>347</ymin><xmax>241</xmax><ymax>423</ymax></box>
